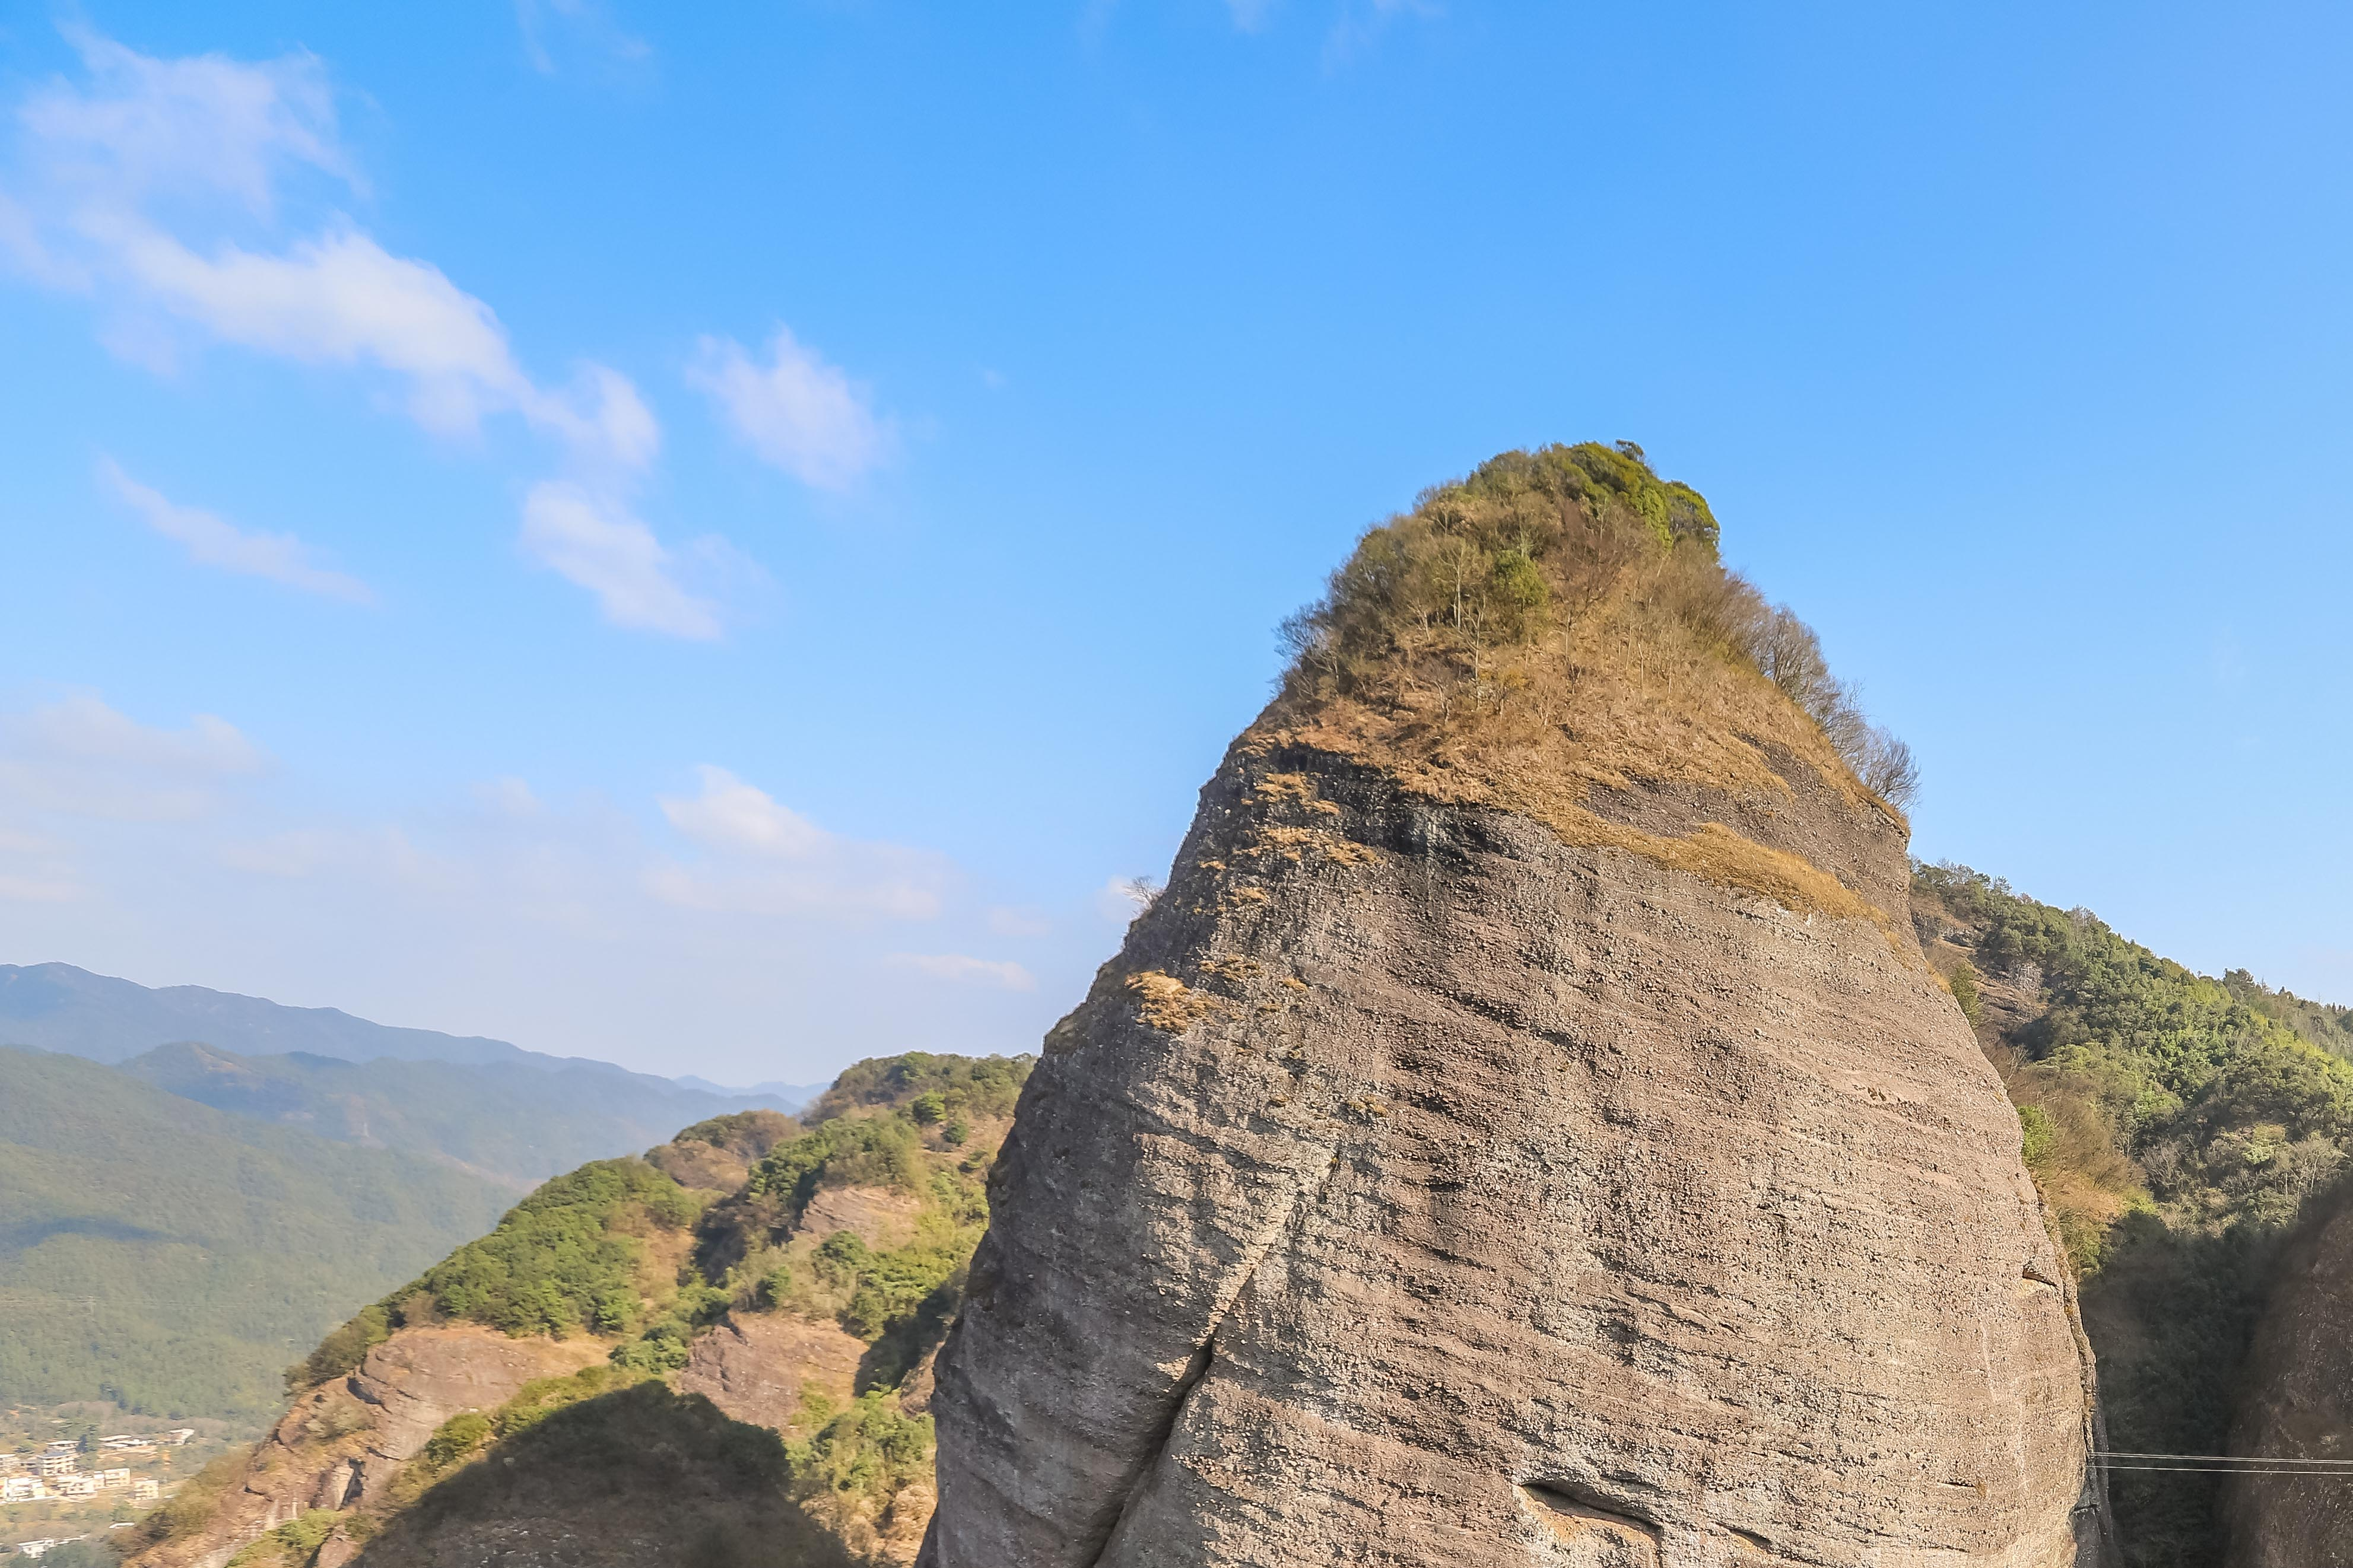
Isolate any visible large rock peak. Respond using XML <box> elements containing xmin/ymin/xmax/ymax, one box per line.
<box><xmin>922</xmin><ymin>447</ymin><xmax>2113</xmax><ymax>1567</ymax></box>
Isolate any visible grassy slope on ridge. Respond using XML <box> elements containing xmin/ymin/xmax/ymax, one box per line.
<box><xmin>1263</xmin><ymin>441</ymin><xmax>1918</xmax><ymax>920</ymax></box>
<box><xmin>179</xmin><ymin>1052</ymin><xmax>1031</xmax><ymax>1568</ymax></box>
<box><xmin>0</xmin><ymin>1048</ymin><xmax>510</xmax><ymax>1423</ymax></box>
<box><xmin>1914</xmin><ymin>865</ymin><xmax>2353</xmax><ymax>1568</ymax></box>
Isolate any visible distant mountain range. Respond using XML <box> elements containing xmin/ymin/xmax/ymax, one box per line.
<box><xmin>0</xmin><ymin>963</ymin><xmax>834</xmax><ymax>1432</ymax></box>
<box><xmin>0</xmin><ymin>963</ymin><xmax>825</xmax><ymax>1101</ymax></box>
<box><xmin>118</xmin><ymin>1042</ymin><xmax>813</xmax><ymax>1189</ymax></box>
<box><xmin>0</xmin><ymin>964</ymin><xmax>827</xmax><ymax>1185</ymax></box>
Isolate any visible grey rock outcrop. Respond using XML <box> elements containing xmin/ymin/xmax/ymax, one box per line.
<box><xmin>921</xmin><ymin>733</ymin><xmax>2113</xmax><ymax>1567</ymax></box>
<box><xmin>2225</xmin><ymin>1186</ymin><xmax>2353</xmax><ymax>1566</ymax></box>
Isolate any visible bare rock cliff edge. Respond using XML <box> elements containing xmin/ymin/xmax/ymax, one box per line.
<box><xmin>919</xmin><ymin>446</ymin><xmax>2116</xmax><ymax>1568</ymax></box>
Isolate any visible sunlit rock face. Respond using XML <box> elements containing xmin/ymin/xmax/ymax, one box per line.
<box><xmin>919</xmin><ymin>736</ymin><xmax>2113</xmax><ymax>1568</ymax></box>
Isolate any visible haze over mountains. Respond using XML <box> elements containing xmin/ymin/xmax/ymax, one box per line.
<box><xmin>0</xmin><ymin>962</ymin><xmax>832</xmax><ymax>1441</ymax></box>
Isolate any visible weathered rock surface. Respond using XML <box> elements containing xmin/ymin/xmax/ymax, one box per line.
<box><xmin>130</xmin><ymin>1324</ymin><xmax>604</xmax><ymax>1568</ymax></box>
<box><xmin>681</xmin><ymin>1312</ymin><xmax>865</xmax><ymax>1432</ymax></box>
<box><xmin>2225</xmin><ymin>1187</ymin><xmax>2353</xmax><ymax>1566</ymax></box>
<box><xmin>923</xmin><ymin>737</ymin><xmax>2114</xmax><ymax>1567</ymax></box>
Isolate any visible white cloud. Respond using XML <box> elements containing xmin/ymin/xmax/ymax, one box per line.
<box><xmin>986</xmin><ymin>904</ymin><xmax>1052</xmax><ymax>937</ymax></box>
<box><xmin>662</xmin><ymin>765</ymin><xmax>828</xmax><ymax>857</ymax></box>
<box><xmin>4</xmin><ymin>28</ymin><xmax>660</xmax><ymax>471</ymax></box>
<box><xmin>890</xmin><ymin>952</ymin><xmax>1036</xmax><ymax>991</ymax></box>
<box><xmin>0</xmin><ymin>873</ymin><xmax>82</xmax><ymax>904</ymax></box>
<box><xmin>652</xmin><ymin>766</ymin><xmax>951</xmax><ymax>920</ymax></box>
<box><xmin>689</xmin><ymin>327</ymin><xmax>893</xmax><ymax>490</ymax></box>
<box><xmin>99</xmin><ymin>456</ymin><xmax>372</xmax><ymax>602</ymax></box>
<box><xmin>520</xmin><ymin>483</ymin><xmax>721</xmax><ymax>639</ymax></box>
<box><xmin>0</xmin><ymin>694</ymin><xmax>264</xmax><ymax>822</ymax></box>
<box><xmin>474</xmin><ymin>776</ymin><xmax>542</xmax><ymax>817</ymax></box>
<box><xmin>516</xmin><ymin>0</ymin><xmax>653</xmax><ymax>75</ymax></box>
<box><xmin>23</xmin><ymin>27</ymin><xmax>355</xmax><ymax>221</ymax></box>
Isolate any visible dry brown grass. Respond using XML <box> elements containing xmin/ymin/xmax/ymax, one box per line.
<box><xmin>1986</xmin><ymin>1040</ymin><xmax>2151</xmax><ymax>1271</ymax></box>
<box><xmin>1125</xmin><ymin>972</ymin><xmax>1220</xmax><ymax>1033</ymax></box>
<box><xmin>1260</xmin><ymin>543</ymin><xmax>1897</xmax><ymax>928</ymax></box>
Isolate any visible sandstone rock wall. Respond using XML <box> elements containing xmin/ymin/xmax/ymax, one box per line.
<box><xmin>922</xmin><ymin>737</ymin><xmax>2113</xmax><ymax>1568</ymax></box>
<box><xmin>129</xmin><ymin>1325</ymin><xmax>603</xmax><ymax>1568</ymax></box>
<box><xmin>2225</xmin><ymin>1187</ymin><xmax>2353</xmax><ymax>1566</ymax></box>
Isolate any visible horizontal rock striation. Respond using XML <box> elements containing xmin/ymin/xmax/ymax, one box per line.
<box><xmin>922</xmin><ymin>729</ymin><xmax>2113</xmax><ymax>1567</ymax></box>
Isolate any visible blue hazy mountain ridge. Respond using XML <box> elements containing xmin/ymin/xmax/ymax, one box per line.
<box><xmin>116</xmin><ymin>1043</ymin><xmax>802</xmax><ymax>1188</ymax></box>
<box><xmin>0</xmin><ymin>962</ymin><xmax>536</xmax><ymax>1067</ymax></box>
<box><xmin>0</xmin><ymin>1046</ymin><xmax>512</xmax><ymax>1423</ymax></box>
<box><xmin>0</xmin><ymin>963</ymin><xmax>816</xmax><ymax>1107</ymax></box>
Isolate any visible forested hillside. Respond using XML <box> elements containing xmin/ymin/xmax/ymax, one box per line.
<box><xmin>1914</xmin><ymin>866</ymin><xmax>2353</xmax><ymax>1568</ymax></box>
<box><xmin>0</xmin><ymin>1049</ymin><xmax>510</xmax><ymax>1423</ymax></box>
<box><xmin>136</xmin><ymin>1052</ymin><xmax>1032</xmax><ymax>1568</ymax></box>
<box><xmin>120</xmin><ymin>1043</ymin><xmax>804</xmax><ymax>1188</ymax></box>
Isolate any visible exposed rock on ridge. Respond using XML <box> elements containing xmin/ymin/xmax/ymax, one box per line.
<box><xmin>921</xmin><ymin>446</ymin><xmax>2114</xmax><ymax>1568</ymax></box>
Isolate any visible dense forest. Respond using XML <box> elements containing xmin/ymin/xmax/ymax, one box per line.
<box><xmin>1915</xmin><ymin>866</ymin><xmax>2353</xmax><ymax>1568</ymax></box>
<box><xmin>0</xmin><ymin>1048</ymin><xmax>510</xmax><ymax>1423</ymax></box>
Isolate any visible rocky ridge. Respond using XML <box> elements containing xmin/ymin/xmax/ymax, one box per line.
<box><xmin>922</xmin><ymin>445</ymin><xmax>2116</xmax><ymax>1568</ymax></box>
<box><xmin>124</xmin><ymin>1061</ymin><xmax>1025</xmax><ymax>1568</ymax></box>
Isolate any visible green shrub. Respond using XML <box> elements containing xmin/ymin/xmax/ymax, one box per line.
<box><xmin>2018</xmin><ymin>1105</ymin><xmax>2056</xmax><ymax>1170</ymax></box>
<box><xmin>395</xmin><ymin>1158</ymin><xmax>697</xmax><ymax>1337</ymax></box>
<box><xmin>803</xmin><ymin>1052</ymin><xmax>1033</xmax><ymax>1125</ymax></box>
<box><xmin>745</xmin><ymin>1115</ymin><xmax>926</xmax><ymax>1223</ymax></box>
<box><xmin>286</xmin><ymin>1302</ymin><xmax>389</xmax><ymax>1392</ymax></box>
<box><xmin>786</xmin><ymin>1389</ymin><xmax>934</xmax><ymax>1510</ymax></box>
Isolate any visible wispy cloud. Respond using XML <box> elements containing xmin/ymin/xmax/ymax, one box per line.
<box><xmin>652</xmin><ymin>765</ymin><xmax>951</xmax><ymax>919</ymax></box>
<box><xmin>7</xmin><ymin>31</ymin><xmax>658</xmax><ymax>468</ymax></box>
<box><xmin>99</xmin><ymin>457</ymin><xmax>372</xmax><ymax>602</ymax></box>
<box><xmin>516</xmin><ymin>0</ymin><xmax>653</xmax><ymax>77</ymax></box>
<box><xmin>890</xmin><ymin>952</ymin><xmax>1037</xmax><ymax>991</ymax></box>
<box><xmin>0</xmin><ymin>693</ymin><xmax>264</xmax><ymax>822</ymax></box>
<box><xmin>520</xmin><ymin>483</ymin><xmax>727</xmax><ymax>640</ymax></box>
<box><xmin>1</xmin><ymin>29</ymin><xmax>744</xmax><ymax>637</ymax></box>
<box><xmin>689</xmin><ymin>327</ymin><xmax>894</xmax><ymax>491</ymax></box>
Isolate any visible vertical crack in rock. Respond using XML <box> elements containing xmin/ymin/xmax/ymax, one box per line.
<box><xmin>922</xmin><ymin>450</ymin><xmax>2113</xmax><ymax>1566</ymax></box>
<box><xmin>1079</xmin><ymin>1147</ymin><xmax>1341</xmax><ymax>1568</ymax></box>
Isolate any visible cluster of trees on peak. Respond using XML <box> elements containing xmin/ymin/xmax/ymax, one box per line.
<box><xmin>1278</xmin><ymin>441</ymin><xmax>1917</xmax><ymax>809</ymax></box>
<box><xmin>1916</xmin><ymin>864</ymin><xmax>2353</xmax><ymax>1568</ymax></box>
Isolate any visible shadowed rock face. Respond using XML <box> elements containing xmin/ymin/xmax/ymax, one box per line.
<box><xmin>920</xmin><ymin>737</ymin><xmax>2113</xmax><ymax>1568</ymax></box>
<box><xmin>2227</xmin><ymin>1190</ymin><xmax>2353</xmax><ymax>1566</ymax></box>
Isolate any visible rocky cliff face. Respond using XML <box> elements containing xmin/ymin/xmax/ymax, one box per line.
<box><xmin>133</xmin><ymin>1325</ymin><xmax>606</xmax><ymax>1568</ymax></box>
<box><xmin>922</xmin><ymin>445</ymin><xmax>2114</xmax><ymax>1568</ymax></box>
<box><xmin>2225</xmin><ymin>1188</ymin><xmax>2353</xmax><ymax>1566</ymax></box>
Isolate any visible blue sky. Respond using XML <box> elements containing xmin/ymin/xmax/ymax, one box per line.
<box><xmin>2</xmin><ymin>1</ymin><xmax>2350</xmax><ymax>1083</ymax></box>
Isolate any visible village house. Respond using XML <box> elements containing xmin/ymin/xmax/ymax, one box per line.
<box><xmin>1</xmin><ymin>1475</ymin><xmax>38</xmax><ymax>1503</ymax></box>
<box><xmin>131</xmin><ymin>1478</ymin><xmax>158</xmax><ymax>1503</ymax></box>
<box><xmin>30</xmin><ymin>1456</ymin><xmax>72</xmax><ymax>1480</ymax></box>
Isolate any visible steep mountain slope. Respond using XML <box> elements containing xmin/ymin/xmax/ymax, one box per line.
<box><xmin>0</xmin><ymin>1048</ymin><xmax>511</xmax><ymax>1424</ymax></box>
<box><xmin>922</xmin><ymin>445</ymin><xmax>2110</xmax><ymax>1568</ymax></box>
<box><xmin>120</xmin><ymin>1042</ymin><xmax>801</xmax><ymax>1188</ymax></box>
<box><xmin>128</xmin><ymin>1052</ymin><xmax>1029</xmax><ymax>1568</ymax></box>
<box><xmin>1911</xmin><ymin>866</ymin><xmax>2353</xmax><ymax>1568</ymax></box>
